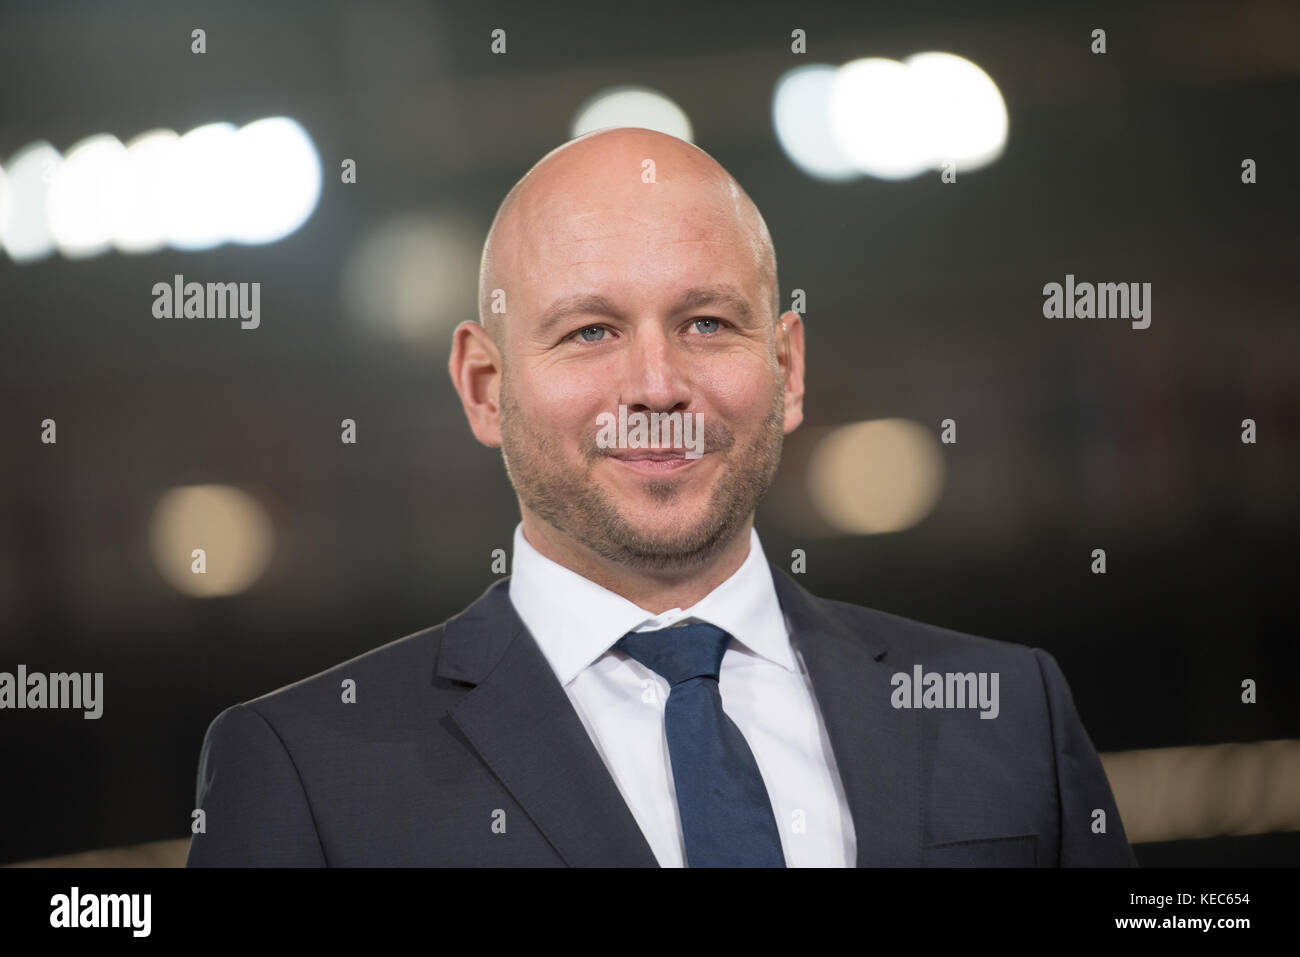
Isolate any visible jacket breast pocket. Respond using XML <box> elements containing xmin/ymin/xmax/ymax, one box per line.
<box><xmin>923</xmin><ymin>834</ymin><xmax>1038</xmax><ymax>867</ymax></box>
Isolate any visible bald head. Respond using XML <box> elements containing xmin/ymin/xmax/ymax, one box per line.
<box><xmin>478</xmin><ymin>128</ymin><xmax>780</xmax><ymax>350</ymax></box>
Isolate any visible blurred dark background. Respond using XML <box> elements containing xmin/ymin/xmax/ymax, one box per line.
<box><xmin>1</xmin><ymin>0</ymin><xmax>1297</xmax><ymax>866</ymax></box>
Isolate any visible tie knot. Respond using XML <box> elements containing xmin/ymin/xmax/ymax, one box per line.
<box><xmin>616</xmin><ymin>621</ymin><xmax>731</xmax><ymax>686</ymax></box>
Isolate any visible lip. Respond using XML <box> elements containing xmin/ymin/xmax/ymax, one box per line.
<box><xmin>607</xmin><ymin>452</ymin><xmax>706</xmax><ymax>473</ymax></box>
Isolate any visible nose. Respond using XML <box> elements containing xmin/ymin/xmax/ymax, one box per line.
<box><xmin>618</xmin><ymin>323</ymin><xmax>692</xmax><ymax>415</ymax></box>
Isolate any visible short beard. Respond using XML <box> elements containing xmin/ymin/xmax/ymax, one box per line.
<box><xmin>499</xmin><ymin>375</ymin><xmax>786</xmax><ymax>574</ymax></box>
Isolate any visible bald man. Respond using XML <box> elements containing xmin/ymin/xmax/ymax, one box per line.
<box><xmin>188</xmin><ymin>128</ymin><xmax>1137</xmax><ymax>868</ymax></box>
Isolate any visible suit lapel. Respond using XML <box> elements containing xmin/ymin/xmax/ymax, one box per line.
<box><xmin>437</xmin><ymin>579</ymin><xmax>659</xmax><ymax>867</ymax></box>
<box><xmin>769</xmin><ymin>565</ymin><xmax>923</xmax><ymax>866</ymax></box>
<box><xmin>435</xmin><ymin>568</ymin><xmax>923</xmax><ymax>868</ymax></box>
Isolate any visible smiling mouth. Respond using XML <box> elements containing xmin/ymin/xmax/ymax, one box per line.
<box><xmin>607</xmin><ymin>451</ymin><xmax>706</xmax><ymax>471</ymax></box>
<box><xmin>610</xmin><ymin>450</ymin><xmax>699</xmax><ymax>460</ymax></box>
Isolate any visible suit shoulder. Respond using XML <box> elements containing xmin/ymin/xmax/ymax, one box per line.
<box><xmin>238</xmin><ymin>619</ymin><xmax>449</xmax><ymax>720</ymax></box>
<box><xmin>818</xmin><ymin>594</ymin><xmax>1040</xmax><ymax>668</ymax></box>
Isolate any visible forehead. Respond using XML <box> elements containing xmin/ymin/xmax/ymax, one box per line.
<box><xmin>513</xmin><ymin>187</ymin><xmax>764</xmax><ymax>294</ymax></box>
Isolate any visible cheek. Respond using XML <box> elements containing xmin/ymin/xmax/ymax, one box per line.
<box><xmin>703</xmin><ymin>366</ymin><xmax>777</xmax><ymax>423</ymax></box>
<box><xmin>517</xmin><ymin>370</ymin><xmax>608</xmax><ymax>431</ymax></box>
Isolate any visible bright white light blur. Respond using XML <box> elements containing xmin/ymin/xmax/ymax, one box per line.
<box><xmin>149</xmin><ymin>484</ymin><xmax>274</xmax><ymax>597</ymax></box>
<box><xmin>571</xmin><ymin>86</ymin><xmax>694</xmax><ymax>142</ymax></box>
<box><xmin>1</xmin><ymin>116</ymin><xmax>323</xmax><ymax>262</ymax></box>
<box><xmin>46</xmin><ymin>134</ymin><xmax>127</xmax><ymax>258</ymax></box>
<box><xmin>107</xmin><ymin>129</ymin><xmax>179</xmax><ymax>254</ymax></box>
<box><xmin>779</xmin><ymin>52</ymin><xmax>1008</xmax><ymax>182</ymax></box>
<box><xmin>225</xmin><ymin>117</ymin><xmax>322</xmax><ymax>244</ymax></box>
<box><xmin>829</xmin><ymin>58</ymin><xmax>929</xmax><ymax>180</ymax></box>
<box><xmin>1</xmin><ymin>141</ymin><xmax>62</xmax><ymax>262</ymax></box>
<box><xmin>905</xmin><ymin>52</ymin><xmax>1007</xmax><ymax>171</ymax></box>
<box><xmin>772</xmin><ymin>65</ymin><xmax>861</xmax><ymax>183</ymax></box>
<box><xmin>159</xmin><ymin>122</ymin><xmax>239</xmax><ymax>250</ymax></box>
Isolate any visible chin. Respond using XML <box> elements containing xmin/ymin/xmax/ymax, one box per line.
<box><xmin>617</xmin><ymin>508</ymin><xmax>716</xmax><ymax>544</ymax></box>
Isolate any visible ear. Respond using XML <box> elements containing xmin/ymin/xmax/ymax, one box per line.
<box><xmin>776</xmin><ymin>312</ymin><xmax>805</xmax><ymax>434</ymax></box>
<box><xmin>448</xmin><ymin>320</ymin><xmax>504</xmax><ymax>448</ymax></box>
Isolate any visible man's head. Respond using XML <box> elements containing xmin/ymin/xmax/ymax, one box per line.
<box><xmin>450</xmin><ymin>127</ymin><xmax>805</xmax><ymax>575</ymax></box>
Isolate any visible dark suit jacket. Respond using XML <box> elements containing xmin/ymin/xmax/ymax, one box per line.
<box><xmin>186</xmin><ymin>566</ymin><xmax>1138</xmax><ymax>866</ymax></box>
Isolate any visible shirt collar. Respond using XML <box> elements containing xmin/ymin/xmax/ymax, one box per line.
<box><xmin>507</xmin><ymin>522</ymin><xmax>797</xmax><ymax>686</ymax></box>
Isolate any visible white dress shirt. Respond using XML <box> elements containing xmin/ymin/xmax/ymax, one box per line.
<box><xmin>507</xmin><ymin>522</ymin><xmax>857</xmax><ymax>867</ymax></box>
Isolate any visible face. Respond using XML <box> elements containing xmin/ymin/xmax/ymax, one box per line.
<box><xmin>481</xmin><ymin>154</ymin><xmax>801</xmax><ymax>572</ymax></box>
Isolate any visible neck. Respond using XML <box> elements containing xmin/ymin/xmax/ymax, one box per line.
<box><xmin>518</xmin><ymin>512</ymin><xmax>754</xmax><ymax>613</ymax></box>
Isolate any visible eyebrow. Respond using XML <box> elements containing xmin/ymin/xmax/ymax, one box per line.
<box><xmin>535</xmin><ymin>284</ymin><xmax>754</xmax><ymax>339</ymax></box>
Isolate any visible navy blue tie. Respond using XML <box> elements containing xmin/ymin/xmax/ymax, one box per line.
<box><xmin>617</xmin><ymin>621</ymin><xmax>786</xmax><ymax>867</ymax></box>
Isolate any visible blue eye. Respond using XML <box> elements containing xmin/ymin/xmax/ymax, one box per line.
<box><xmin>567</xmin><ymin>319</ymin><xmax>725</xmax><ymax>343</ymax></box>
